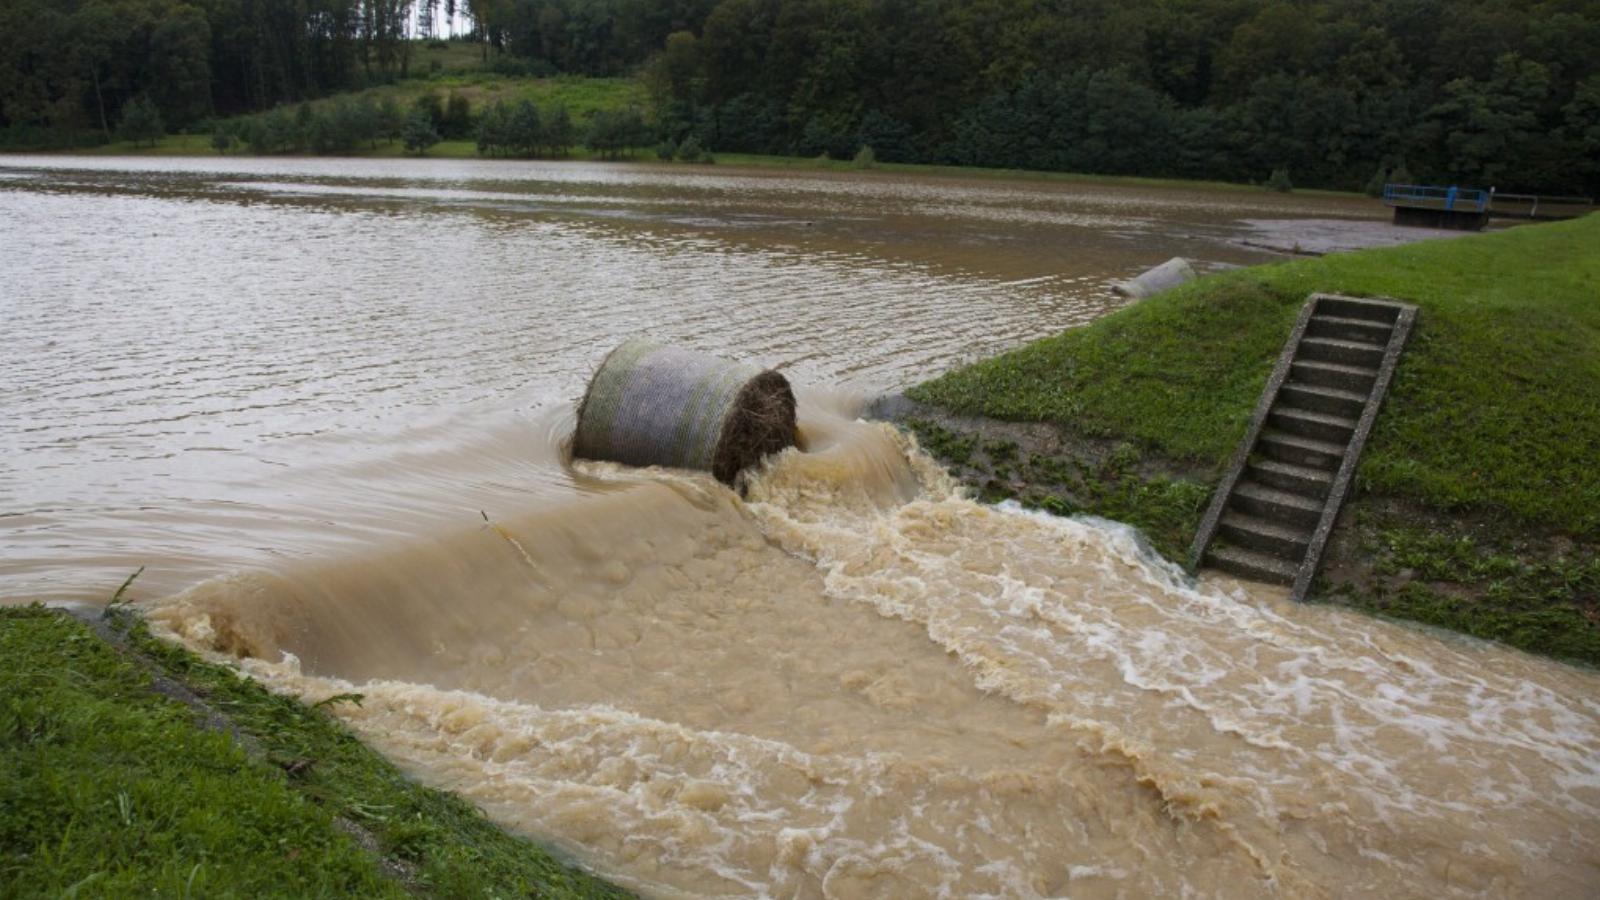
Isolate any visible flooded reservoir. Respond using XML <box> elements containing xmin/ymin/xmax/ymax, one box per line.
<box><xmin>3</xmin><ymin>157</ymin><xmax>1597</xmax><ymax>897</ymax></box>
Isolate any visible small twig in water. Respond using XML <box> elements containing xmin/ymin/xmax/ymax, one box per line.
<box><xmin>110</xmin><ymin>566</ymin><xmax>145</xmax><ymax>605</ymax></box>
<box><xmin>104</xmin><ymin>566</ymin><xmax>147</xmax><ymax>622</ymax></box>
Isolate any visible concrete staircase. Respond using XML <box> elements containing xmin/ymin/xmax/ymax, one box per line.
<box><xmin>1190</xmin><ymin>294</ymin><xmax>1417</xmax><ymax>600</ymax></box>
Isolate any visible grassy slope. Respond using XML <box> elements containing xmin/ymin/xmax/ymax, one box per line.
<box><xmin>911</xmin><ymin>215</ymin><xmax>1600</xmax><ymax>535</ymax></box>
<box><xmin>295</xmin><ymin>39</ymin><xmax>647</xmax><ymax>121</ymax></box>
<box><xmin>910</xmin><ymin>216</ymin><xmax>1600</xmax><ymax>663</ymax></box>
<box><xmin>0</xmin><ymin>605</ymin><xmax>629</xmax><ymax>898</ymax></box>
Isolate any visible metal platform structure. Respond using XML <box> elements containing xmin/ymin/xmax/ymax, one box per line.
<box><xmin>1383</xmin><ymin>183</ymin><xmax>1594</xmax><ymax>230</ymax></box>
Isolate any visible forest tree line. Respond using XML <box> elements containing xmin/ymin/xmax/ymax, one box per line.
<box><xmin>2</xmin><ymin>0</ymin><xmax>1597</xmax><ymax>192</ymax></box>
<box><xmin>631</xmin><ymin>0</ymin><xmax>1599</xmax><ymax>192</ymax></box>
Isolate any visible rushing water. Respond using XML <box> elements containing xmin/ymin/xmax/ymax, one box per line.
<box><xmin>4</xmin><ymin>157</ymin><xmax>1597</xmax><ymax>897</ymax></box>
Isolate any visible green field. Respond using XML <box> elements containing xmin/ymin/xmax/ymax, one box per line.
<box><xmin>909</xmin><ymin>215</ymin><xmax>1600</xmax><ymax>664</ymax></box>
<box><xmin>0</xmin><ymin>605</ymin><xmax>628</xmax><ymax>898</ymax></box>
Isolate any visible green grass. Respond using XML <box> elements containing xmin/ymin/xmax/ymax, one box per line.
<box><xmin>1</xmin><ymin>607</ymin><xmax>396</xmax><ymax>897</ymax></box>
<box><xmin>412</xmin><ymin>38</ymin><xmax>499</xmax><ymax>76</ymax></box>
<box><xmin>1343</xmin><ymin>522</ymin><xmax>1600</xmax><ymax>661</ymax></box>
<box><xmin>908</xmin><ymin>214</ymin><xmax>1600</xmax><ymax>664</ymax></box>
<box><xmin>351</xmin><ymin>74</ymin><xmax>645</xmax><ymax>122</ymax></box>
<box><xmin>0</xmin><ymin>605</ymin><xmax>629</xmax><ymax>898</ymax></box>
<box><xmin>911</xmin><ymin>215</ymin><xmax>1600</xmax><ymax>537</ymax></box>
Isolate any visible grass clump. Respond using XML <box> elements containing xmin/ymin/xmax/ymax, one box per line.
<box><xmin>0</xmin><ymin>605</ymin><xmax>630</xmax><ymax>898</ymax></box>
<box><xmin>0</xmin><ymin>606</ymin><xmax>397</xmax><ymax>897</ymax></box>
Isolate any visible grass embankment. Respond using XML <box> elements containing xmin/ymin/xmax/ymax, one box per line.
<box><xmin>907</xmin><ymin>215</ymin><xmax>1600</xmax><ymax>664</ymax></box>
<box><xmin>0</xmin><ymin>604</ymin><xmax>628</xmax><ymax>898</ymax></box>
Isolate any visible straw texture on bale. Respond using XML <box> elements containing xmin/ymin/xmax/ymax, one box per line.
<box><xmin>1111</xmin><ymin>257</ymin><xmax>1197</xmax><ymax>300</ymax></box>
<box><xmin>572</xmin><ymin>339</ymin><xmax>798</xmax><ymax>485</ymax></box>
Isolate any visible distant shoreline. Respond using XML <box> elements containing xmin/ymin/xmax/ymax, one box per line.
<box><xmin>7</xmin><ymin>137</ymin><xmax>1367</xmax><ymax>199</ymax></box>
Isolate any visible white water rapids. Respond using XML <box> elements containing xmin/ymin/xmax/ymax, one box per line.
<box><xmin>145</xmin><ymin>400</ymin><xmax>1600</xmax><ymax>898</ymax></box>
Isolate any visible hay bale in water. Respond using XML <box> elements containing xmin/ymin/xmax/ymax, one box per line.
<box><xmin>1111</xmin><ymin>257</ymin><xmax>1197</xmax><ymax>299</ymax></box>
<box><xmin>572</xmin><ymin>339</ymin><xmax>797</xmax><ymax>486</ymax></box>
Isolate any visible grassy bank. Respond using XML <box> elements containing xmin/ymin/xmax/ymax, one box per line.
<box><xmin>0</xmin><ymin>604</ymin><xmax>628</xmax><ymax>898</ymax></box>
<box><xmin>906</xmin><ymin>215</ymin><xmax>1600</xmax><ymax>664</ymax></box>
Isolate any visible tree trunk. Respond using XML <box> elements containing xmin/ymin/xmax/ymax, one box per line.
<box><xmin>90</xmin><ymin>65</ymin><xmax>110</xmax><ymax>141</ymax></box>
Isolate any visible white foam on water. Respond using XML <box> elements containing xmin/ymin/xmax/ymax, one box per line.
<box><xmin>142</xmin><ymin>407</ymin><xmax>1600</xmax><ymax>898</ymax></box>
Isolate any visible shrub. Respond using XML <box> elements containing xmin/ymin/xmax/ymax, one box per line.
<box><xmin>414</xmin><ymin>93</ymin><xmax>445</xmax><ymax>131</ymax></box>
<box><xmin>507</xmin><ymin>99</ymin><xmax>541</xmax><ymax>156</ymax></box>
<box><xmin>118</xmin><ymin>96</ymin><xmax>164</xmax><ymax>147</ymax></box>
<box><xmin>585</xmin><ymin>108</ymin><xmax>649</xmax><ymax>160</ymax></box>
<box><xmin>1365</xmin><ymin>164</ymin><xmax>1388</xmax><ymax>197</ymax></box>
<box><xmin>676</xmin><ymin>135</ymin><xmax>706</xmax><ymax>163</ymax></box>
<box><xmin>210</xmin><ymin>125</ymin><xmax>234</xmax><ymax>154</ymax></box>
<box><xmin>376</xmin><ymin>97</ymin><xmax>404</xmax><ymax>144</ymax></box>
<box><xmin>544</xmin><ymin>104</ymin><xmax>575</xmax><ymax>156</ymax></box>
<box><xmin>1265</xmin><ymin>166</ymin><xmax>1294</xmax><ymax>192</ymax></box>
<box><xmin>401</xmin><ymin>107</ymin><xmax>441</xmax><ymax>156</ymax></box>
<box><xmin>476</xmin><ymin>101</ymin><xmax>510</xmax><ymax>156</ymax></box>
<box><xmin>441</xmin><ymin>93</ymin><xmax>473</xmax><ymax>139</ymax></box>
<box><xmin>853</xmin><ymin>145</ymin><xmax>876</xmax><ymax>169</ymax></box>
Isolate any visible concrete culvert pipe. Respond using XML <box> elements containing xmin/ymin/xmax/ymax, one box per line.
<box><xmin>1112</xmin><ymin>257</ymin><xmax>1197</xmax><ymax>299</ymax></box>
<box><xmin>572</xmin><ymin>339</ymin><xmax>798</xmax><ymax>486</ymax></box>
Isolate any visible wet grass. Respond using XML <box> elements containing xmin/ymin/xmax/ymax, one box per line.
<box><xmin>0</xmin><ymin>604</ymin><xmax>629</xmax><ymax>898</ymax></box>
<box><xmin>908</xmin><ymin>215</ymin><xmax>1600</xmax><ymax>665</ymax></box>
<box><xmin>1337</xmin><ymin>522</ymin><xmax>1600</xmax><ymax>662</ymax></box>
<box><xmin>911</xmin><ymin>215</ymin><xmax>1600</xmax><ymax>536</ymax></box>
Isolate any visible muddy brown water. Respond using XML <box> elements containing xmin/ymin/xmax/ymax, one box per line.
<box><xmin>3</xmin><ymin>157</ymin><xmax>1597</xmax><ymax>897</ymax></box>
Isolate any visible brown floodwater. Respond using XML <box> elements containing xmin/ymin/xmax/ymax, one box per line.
<box><xmin>3</xmin><ymin>156</ymin><xmax>1596</xmax><ymax>898</ymax></box>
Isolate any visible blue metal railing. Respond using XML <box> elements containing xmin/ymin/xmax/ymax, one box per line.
<box><xmin>1382</xmin><ymin>183</ymin><xmax>1489</xmax><ymax>213</ymax></box>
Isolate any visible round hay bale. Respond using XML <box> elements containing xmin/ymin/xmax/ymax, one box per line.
<box><xmin>1111</xmin><ymin>257</ymin><xmax>1196</xmax><ymax>299</ymax></box>
<box><xmin>572</xmin><ymin>339</ymin><xmax>798</xmax><ymax>485</ymax></box>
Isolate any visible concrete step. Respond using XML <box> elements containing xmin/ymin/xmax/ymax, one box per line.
<box><xmin>1192</xmin><ymin>293</ymin><xmax>1417</xmax><ymax>601</ymax></box>
<box><xmin>1257</xmin><ymin>429</ymin><xmax>1345</xmax><ymax>470</ymax></box>
<box><xmin>1206</xmin><ymin>543</ymin><xmax>1298</xmax><ymax>585</ymax></box>
<box><xmin>1306</xmin><ymin>314</ymin><xmax>1394</xmax><ymax>344</ymax></box>
<box><xmin>1290</xmin><ymin>358</ymin><xmax>1377</xmax><ymax>392</ymax></box>
<box><xmin>1248</xmin><ymin>458</ymin><xmax>1334</xmax><ymax>497</ymax></box>
<box><xmin>1316</xmin><ymin>295</ymin><xmax>1401</xmax><ymax>324</ymax></box>
<box><xmin>1278</xmin><ymin>381</ymin><xmax>1367</xmax><ymax>418</ymax></box>
<box><xmin>1298</xmin><ymin>336</ymin><xmax>1388</xmax><ymax>368</ymax></box>
<box><xmin>1230</xmin><ymin>480</ymin><xmax>1324</xmax><ymax>527</ymax></box>
<box><xmin>1268</xmin><ymin>406</ymin><xmax>1356</xmax><ymax>443</ymax></box>
<box><xmin>1218</xmin><ymin>512</ymin><xmax>1313</xmax><ymax>558</ymax></box>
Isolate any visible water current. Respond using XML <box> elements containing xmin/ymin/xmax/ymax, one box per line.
<box><xmin>3</xmin><ymin>157</ymin><xmax>1596</xmax><ymax>897</ymax></box>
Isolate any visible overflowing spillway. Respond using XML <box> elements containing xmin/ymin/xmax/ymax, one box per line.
<box><xmin>6</xmin><ymin>159</ymin><xmax>1596</xmax><ymax>897</ymax></box>
<box><xmin>145</xmin><ymin>399</ymin><xmax>1600</xmax><ymax>899</ymax></box>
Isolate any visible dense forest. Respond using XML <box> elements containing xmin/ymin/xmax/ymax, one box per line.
<box><xmin>3</xmin><ymin>0</ymin><xmax>1597</xmax><ymax>192</ymax></box>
